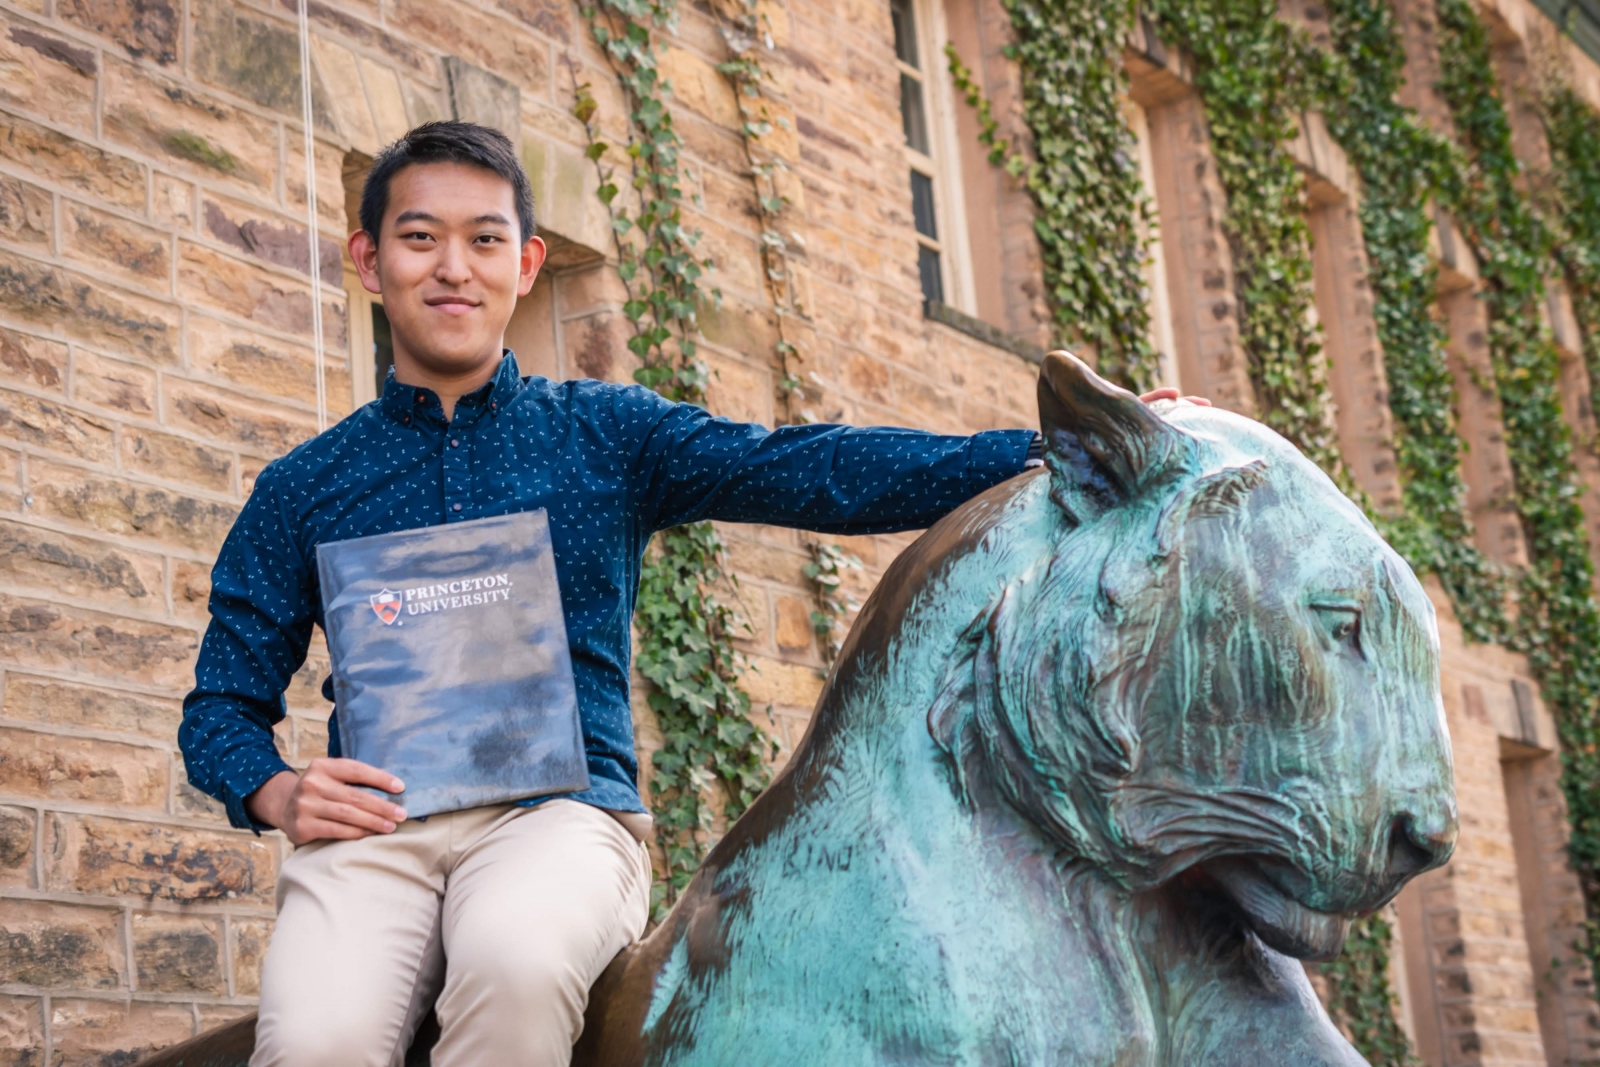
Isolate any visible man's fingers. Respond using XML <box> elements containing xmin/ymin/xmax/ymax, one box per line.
<box><xmin>314</xmin><ymin>800</ymin><xmax>397</xmax><ymax>834</ymax></box>
<box><xmin>323</xmin><ymin>783</ymin><xmax>407</xmax><ymax>823</ymax></box>
<box><xmin>313</xmin><ymin>758</ymin><xmax>404</xmax><ymax>793</ymax></box>
<box><xmin>292</xmin><ymin>819</ymin><xmax>374</xmax><ymax>843</ymax></box>
<box><xmin>1139</xmin><ymin>387</ymin><xmax>1180</xmax><ymax>402</ymax></box>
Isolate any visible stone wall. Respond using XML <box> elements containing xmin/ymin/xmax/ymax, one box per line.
<box><xmin>0</xmin><ymin>0</ymin><xmax>1599</xmax><ymax>1063</ymax></box>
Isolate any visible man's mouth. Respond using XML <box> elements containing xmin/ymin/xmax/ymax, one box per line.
<box><xmin>424</xmin><ymin>295</ymin><xmax>481</xmax><ymax>315</ymax></box>
<box><xmin>1203</xmin><ymin>858</ymin><xmax>1351</xmax><ymax>961</ymax></box>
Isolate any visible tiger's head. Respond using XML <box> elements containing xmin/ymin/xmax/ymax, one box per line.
<box><xmin>931</xmin><ymin>353</ymin><xmax>1456</xmax><ymax>960</ymax></box>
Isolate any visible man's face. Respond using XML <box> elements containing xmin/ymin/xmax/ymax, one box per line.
<box><xmin>350</xmin><ymin>161</ymin><xmax>545</xmax><ymax>379</ymax></box>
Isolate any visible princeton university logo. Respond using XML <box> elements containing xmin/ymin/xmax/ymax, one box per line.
<box><xmin>369</xmin><ymin>588</ymin><xmax>402</xmax><ymax>625</ymax></box>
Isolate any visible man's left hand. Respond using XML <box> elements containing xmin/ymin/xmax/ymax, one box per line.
<box><xmin>1139</xmin><ymin>387</ymin><xmax>1211</xmax><ymax>406</ymax></box>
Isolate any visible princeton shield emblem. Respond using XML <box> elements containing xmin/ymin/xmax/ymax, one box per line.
<box><xmin>369</xmin><ymin>588</ymin><xmax>402</xmax><ymax>625</ymax></box>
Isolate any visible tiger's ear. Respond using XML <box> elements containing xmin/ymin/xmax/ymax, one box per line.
<box><xmin>1037</xmin><ymin>351</ymin><xmax>1189</xmax><ymax>524</ymax></box>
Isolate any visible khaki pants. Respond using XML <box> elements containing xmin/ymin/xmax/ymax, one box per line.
<box><xmin>251</xmin><ymin>799</ymin><xmax>652</xmax><ymax>1067</ymax></box>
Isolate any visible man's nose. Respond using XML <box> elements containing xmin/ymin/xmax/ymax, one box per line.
<box><xmin>1385</xmin><ymin>803</ymin><xmax>1458</xmax><ymax>878</ymax></box>
<box><xmin>435</xmin><ymin>239</ymin><xmax>471</xmax><ymax>283</ymax></box>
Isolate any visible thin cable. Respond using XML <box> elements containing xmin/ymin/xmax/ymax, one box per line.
<box><xmin>297</xmin><ymin>0</ymin><xmax>328</xmax><ymax>434</ymax></box>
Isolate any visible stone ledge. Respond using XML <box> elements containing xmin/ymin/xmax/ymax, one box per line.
<box><xmin>923</xmin><ymin>301</ymin><xmax>1045</xmax><ymax>365</ymax></box>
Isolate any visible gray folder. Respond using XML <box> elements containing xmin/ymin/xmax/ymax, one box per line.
<box><xmin>315</xmin><ymin>510</ymin><xmax>590</xmax><ymax>818</ymax></box>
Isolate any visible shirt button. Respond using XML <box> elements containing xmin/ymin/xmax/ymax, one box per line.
<box><xmin>453</xmin><ymin>503</ymin><xmax>462</xmax><ymax>512</ymax></box>
<box><xmin>450</xmin><ymin>439</ymin><xmax>459</xmax><ymax>448</ymax></box>
<box><xmin>415</xmin><ymin>392</ymin><xmax>425</xmax><ymax>405</ymax></box>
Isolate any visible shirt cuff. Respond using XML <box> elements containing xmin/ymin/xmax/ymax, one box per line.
<box><xmin>218</xmin><ymin>750</ymin><xmax>295</xmax><ymax>834</ymax></box>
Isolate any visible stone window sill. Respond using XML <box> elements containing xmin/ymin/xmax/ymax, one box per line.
<box><xmin>923</xmin><ymin>301</ymin><xmax>1045</xmax><ymax>364</ymax></box>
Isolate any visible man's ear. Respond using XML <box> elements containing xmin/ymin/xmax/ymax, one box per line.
<box><xmin>518</xmin><ymin>235</ymin><xmax>548</xmax><ymax>298</ymax></box>
<box><xmin>349</xmin><ymin>229</ymin><xmax>382</xmax><ymax>297</ymax></box>
<box><xmin>1037</xmin><ymin>351</ymin><xmax>1189</xmax><ymax>524</ymax></box>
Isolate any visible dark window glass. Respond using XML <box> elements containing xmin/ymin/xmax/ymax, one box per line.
<box><xmin>918</xmin><ymin>245</ymin><xmax>943</xmax><ymax>306</ymax></box>
<box><xmin>891</xmin><ymin>0</ymin><xmax>919</xmax><ymax>67</ymax></box>
<box><xmin>900</xmin><ymin>73</ymin><xmax>929</xmax><ymax>152</ymax></box>
<box><xmin>373</xmin><ymin>302</ymin><xmax>395</xmax><ymax>396</ymax></box>
<box><xmin>910</xmin><ymin>170</ymin><xmax>938</xmax><ymax>239</ymax></box>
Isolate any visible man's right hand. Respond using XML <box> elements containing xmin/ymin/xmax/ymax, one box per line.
<box><xmin>245</xmin><ymin>759</ymin><xmax>407</xmax><ymax>845</ymax></box>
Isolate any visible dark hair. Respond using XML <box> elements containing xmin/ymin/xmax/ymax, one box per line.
<box><xmin>359</xmin><ymin>121</ymin><xmax>536</xmax><ymax>243</ymax></box>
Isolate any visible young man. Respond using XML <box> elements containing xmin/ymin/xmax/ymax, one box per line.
<box><xmin>181</xmin><ymin>121</ymin><xmax>1194</xmax><ymax>1067</ymax></box>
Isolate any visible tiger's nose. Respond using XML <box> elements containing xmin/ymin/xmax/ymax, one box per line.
<box><xmin>1386</xmin><ymin>808</ymin><xmax>1457</xmax><ymax>878</ymax></box>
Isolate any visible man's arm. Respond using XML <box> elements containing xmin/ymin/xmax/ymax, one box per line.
<box><xmin>180</xmin><ymin>465</ymin><xmax>404</xmax><ymax>841</ymax></box>
<box><xmin>625</xmin><ymin>389</ymin><xmax>1036</xmax><ymax>534</ymax></box>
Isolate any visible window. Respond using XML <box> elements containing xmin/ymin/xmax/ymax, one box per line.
<box><xmin>893</xmin><ymin>0</ymin><xmax>975</xmax><ymax>314</ymax></box>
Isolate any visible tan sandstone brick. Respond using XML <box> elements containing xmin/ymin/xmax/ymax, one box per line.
<box><xmin>0</xmin><ymin>12</ymin><xmax>97</xmax><ymax>131</ymax></box>
<box><xmin>121</xmin><ymin>428</ymin><xmax>235</xmax><ymax>496</ymax></box>
<box><xmin>231</xmin><ymin>918</ymin><xmax>271</xmax><ymax>997</ymax></box>
<box><xmin>2</xmin><ymin>676</ymin><xmax>182</xmax><ymax>743</ymax></box>
<box><xmin>58</xmin><ymin>0</ymin><xmax>180</xmax><ymax>65</ymax></box>
<box><xmin>0</xmin><ymin>326</ymin><xmax>67</xmax><ymax>394</ymax></box>
<box><xmin>0</xmin><ymin>900</ymin><xmax>124</xmax><ymax>990</ymax></box>
<box><xmin>162</xmin><ymin>378</ymin><xmax>317</xmax><ymax>457</ymax></box>
<box><xmin>187</xmin><ymin>314</ymin><xmax>330</xmax><ymax>406</ymax></box>
<box><xmin>0</xmin><ymin>725</ymin><xmax>166</xmax><ymax>810</ymax></box>
<box><xmin>48</xmin><ymin>998</ymin><xmax>194</xmax><ymax>1067</ymax></box>
<box><xmin>0</xmin><ymin>806</ymin><xmax>35</xmax><ymax>890</ymax></box>
<box><xmin>0</xmin><ymin>592</ymin><xmax>198</xmax><ymax>689</ymax></box>
<box><xmin>132</xmin><ymin>912</ymin><xmax>224</xmax><ymax>994</ymax></box>
<box><xmin>0</xmin><ymin>518</ymin><xmax>166</xmax><ymax>612</ymax></box>
<box><xmin>388</xmin><ymin>0</ymin><xmax>552</xmax><ymax>96</ymax></box>
<box><xmin>46</xmin><ymin>814</ymin><xmax>276</xmax><ymax>905</ymax></box>
<box><xmin>28</xmin><ymin>459</ymin><xmax>238</xmax><ymax>555</ymax></box>
<box><xmin>172</xmin><ymin>764</ymin><xmax>227</xmax><ymax>825</ymax></box>
<box><xmin>0</xmin><ymin>389</ymin><xmax>113</xmax><ymax>464</ymax></box>
<box><xmin>775</xmin><ymin>595</ymin><xmax>815</xmax><ymax>653</ymax></box>
<box><xmin>0</xmin><ymin>115</ymin><xmax>145</xmax><ymax>212</ymax></box>
<box><xmin>0</xmin><ymin>175</ymin><xmax>51</xmax><ymax>252</ymax></box>
<box><xmin>190</xmin><ymin>0</ymin><xmax>309</xmax><ymax>117</ymax></box>
<box><xmin>177</xmin><ymin>241</ymin><xmax>326</xmax><ymax>341</ymax></box>
<box><xmin>170</xmin><ymin>559</ymin><xmax>212</xmax><ymax>626</ymax></box>
<box><xmin>0</xmin><ymin>250</ymin><xmax>179</xmax><ymax>366</ymax></box>
<box><xmin>59</xmin><ymin>202</ymin><xmax>172</xmax><ymax>293</ymax></box>
<box><xmin>102</xmin><ymin>56</ymin><xmax>278</xmax><ymax>193</ymax></box>
<box><xmin>70</xmin><ymin>349</ymin><xmax>158</xmax><ymax>418</ymax></box>
<box><xmin>0</xmin><ymin>995</ymin><xmax>42</xmax><ymax>1067</ymax></box>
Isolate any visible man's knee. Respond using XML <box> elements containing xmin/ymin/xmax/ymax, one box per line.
<box><xmin>253</xmin><ymin>1000</ymin><xmax>418</xmax><ymax>1067</ymax></box>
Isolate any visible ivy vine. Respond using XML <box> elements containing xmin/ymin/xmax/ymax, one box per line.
<box><xmin>572</xmin><ymin>0</ymin><xmax>774</xmax><ymax>918</ymax></box>
<box><xmin>803</xmin><ymin>542</ymin><xmax>862</xmax><ymax>663</ymax></box>
<box><xmin>1545</xmin><ymin>85</ymin><xmax>1600</xmax><ymax>425</ymax></box>
<box><xmin>948</xmin><ymin>0</ymin><xmax>1160</xmax><ymax>390</ymax></box>
<box><xmin>1435</xmin><ymin>0</ymin><xmax>1600</xmax><ymax>989</ymax></box>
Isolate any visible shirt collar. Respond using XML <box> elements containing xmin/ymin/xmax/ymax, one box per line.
<box><xmin>380</xmin><ymin>351</ymin><xmax>526</xmax><ymax>428</ymax></box>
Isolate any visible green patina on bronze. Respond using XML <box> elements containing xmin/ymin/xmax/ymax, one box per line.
<box><xmin>138</xmin><ymin>356</ymin><xmax>1457</xmax><ymax>1067</ymax></box>
<box><xmin>576</xmin><ymin>354</ymin><xmax>1457</xmax><ymax>1066</ymax></box>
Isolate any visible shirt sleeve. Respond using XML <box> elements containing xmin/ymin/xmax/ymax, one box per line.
<box><xmin>621</xmin><ymin>387</ymin><xmax>1037</xmax><ymax>534</ymax></box>
<box><xmin>179</xmin><ymin>462</ymin><xmax>315</xmax><ymax>831</ymax></box>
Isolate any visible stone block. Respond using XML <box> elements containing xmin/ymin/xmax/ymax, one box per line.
<box><xmin>1</xmin><ymin>12</ymin><xmax>98</xmax><ymax>131</ymax></box>
<box><xmin>0</xmin><ymin>807</ymin><xmax>34</xmax><ymax>890</ymax></box>
<box><xmin>170</xmin><ymin>559</ymin><xmax>213</xmax><ymax>625</ymax></box>
<box><xmin>232</xmin><ymin>918</ymin><xmax>271</xmax><ymax>997</ymax></box>
<box><xmin>202</xmin><ymin>197</ymin><xmax>342</xmax><ymax>280</ymax></box>
<box><xmin>0</xmin><ymin>251</ymin><xmax>179</xmax><ymax>366</ymax></box>
<box><xmin>152</xmin><ymin>173</ymin><xmax>195</xmax><ymax>229</ymax></box>
<box><xmin>163</xmin><ymin>377</ymin><xmax>318</xmax><ymax>456</ymax></box>
<box><xmin>2</xmin><ymin>675</ymin><xmax>181</xmax><ymax>742</ymax></box>
<box><xmin>0</xmin><ymin>899</ymin><xmax>124</xmax><ymax>989</ymax></box>
<box><xmin>444</xmin><ymin>56</ymin><xmax>522</xmax><ymax>152</ymax></box>
<box><xmin>177</xmin><ymin>241</ymin><xmax>324</xmax><ymax>340</ymax></box>
<box><xmin>0</xmin><ymin>176</ymin><xmax>51</xmax><ymax>252</ymax></box>
<box><xmin>740</xmin><ymin>654</ymin><xmax>824</xmax><ymax>710</ymax></box>
<box><xmin>0</xmin><ymin>726</ymin><xmax>167</xmax><ymax>809</ymax></box>
<box><xmin>306</xmin><ymin>32</ymin><xmax>379</xmax><ymax>153</ymax></box>
<box><xmin>132</xmin><ymin>912</ymin><xmax>224</xmax><ymax>994</ymax></box>
<box><xmin>0</xmin><ymin>592</ymin><xmax>199</xmax><ymax>689</ymax></box>
<box><xmin>660</xmin><ymin>44</ymin><xmax>741</xmax><ymax>127</ymax></box>
<box><xmin>46</xmin><ymin>814</ymin><xmax>277</xmax><ymax>905</ymax></box>
<box><xmin>491</xmin><ymin>0</ymin><xmax>573</xmax><ymax>41</ymax></box>
<box><xmin>0</xmin><ymin>326</ymin><xmax>66</xmax><ymax>393</ymax></box>
<box><xmin>0</xmin><ymin>995</ymin><xmax>42</xmax><ymax>1067</ymax></box>
<box><xmin>0</xmin><ymin>115</ymin><xmax>142</xmax><ymax>215</ymax></box>
<box><xmin>0</xmin><ymin>517</ymin><xmax>165</xmax><ymax>610</ymax></box>
<box><xmin>28</xmin><ymin>459</ymin><xmax>238</xmax><ymax>555</ymax></box>
<box><xmin>192</xmin><ymin>0</ymin><xmax>323</xmax><ymax>119</ymax></box>
<box><xmin>102</xmin><ymin>56</ymin><xmax>278</xmax><ymax>192</ymax></box>
<box><xmin>58</xmin><ymin>0</ymin><xmax>179</xmax><ymax>64</ymax></box>
<box><xmin>0</xmin><ymin>389</ymin><xmax>113</xmax><ymax>464</ymax></box>
<box><xmin>122</xmin><ymin>427</ymin><xmax>235</xmax><ymax>495</ymax></box>
<box><xmin>188</xmin><ymin>313</ymin><xmax>325</xmax><ymax>406</ymax></box>
<box><xmin>360</xmin><ymin>56</ymin><xmax>411</xmax><ymax>145</ymax></box>
<box><xmin>60</xmin><ymin>201</ymin><xmax>172</xmax><ymax>292</ymax></box>
<box><xmin>70</xmin><ymin>349</ymin><xmax>158</xmax><ymax>418</ymax></box>
<box><xmin>282</xmin><ymin>136</ymin><xmax>349</xmax><ymax>238</ymax></box>
<box><xmin>47</xmin><ymin>998</ymin><xmax>194</xmax><ymax>1067</ymax></box>
<box><xmin>775</xmin><ymin>594</ymin><xmax>815</xmax><ymax>653</ymax></box>
<box><xmin>291</xmin><ymin>713</ymin><xmax>329</xmax><ymax>763</ymax></box>
<box><xmin>563</xmin><ymin>309</ymin><xmax>632</xmax><ymax>384</ymax></box>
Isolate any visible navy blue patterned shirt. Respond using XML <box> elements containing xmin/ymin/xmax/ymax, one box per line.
<box><xmin>181</xmin><ymin>352</ymin><xmax>1034</xmax><ymax>830</ymax></box>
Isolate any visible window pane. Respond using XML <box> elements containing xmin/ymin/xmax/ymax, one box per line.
<box><xmin>373</xmin><ymin>301</ymin><xmax>395</xmax><ymax>396</ymax></box>
<box><xmin>918</xmin><ymin>245</ymin><xmax>944</xmax><ymax>306</ymax></box>
<box><xmin>900</xmin><ymin>73</ymin><xmax>929</xmax><ymax>153</ymax></box>
<box><xmin>891</xmin><ymin>0</ymin><xmax>919</xmax><ymax>67</ymax></box>
<box><xmin>910</xmin><ymin>169</ymin><xmax>938</xmax><ymax>240</ymax></box>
